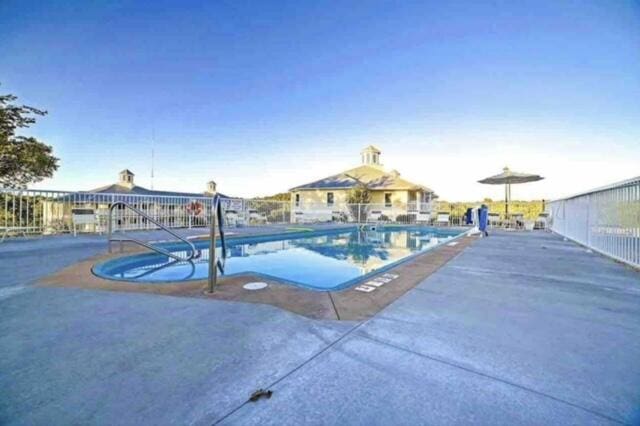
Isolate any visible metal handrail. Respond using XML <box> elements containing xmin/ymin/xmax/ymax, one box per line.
<box><xmin>207</xmin><ymin>195</ymin><xmax>228</xmax><ymax>293</ymax></box>
<box><xmin>107</xmin><ymin>201</ymin><xmax>200</xmax><ymax>262</ymax></box>
<box><xmin>125</xmin><ymin>259</ymin><xmax>197</xmax><ymax>280</ymax></box>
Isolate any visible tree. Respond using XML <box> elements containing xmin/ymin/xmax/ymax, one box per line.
<box><xmin>0</xmin><ymin>87</ymin><xmax>58</xmax><ymax>188</ymax></box>
<box><xmin>345</xmin><ymin>174</ymin><xmax>371</xmax><ymax>222</ymax></box>
<box><xmin>254</xmin><ymin>192</ymin><xmax>291</xmax><ymax>202</ymax></box>
<box><xmin>345</xmin><ymin>174</ymin><xmax>371</xmax><ymax>204</ymax></box>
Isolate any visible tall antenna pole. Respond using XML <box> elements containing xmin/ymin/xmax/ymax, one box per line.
<box><xmin>151</xmin><ymin>128</ymin><xmax>155</xmax><ymax>190</ymax></box>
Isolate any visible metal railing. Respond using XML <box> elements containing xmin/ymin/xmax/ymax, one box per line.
<box><xmin>0</xmin><ymin>188</ymin><xmax>474</xmax><ymax>242</ymax></box>
<box><xmin>0</xmin><ymin>188</ymin><xmax>225</xmax><ymax>236</ymax></box>
<box><xmin>107</xmin><ymin>201</ymin><xmax>200</xmax><ymax>262</ymax></box>
<box><xmin>548</xmin><ymin>176</ymin><xmax>640</xmax><ymax>268</ymax></box>
<box><xmin>207</xmin><ymin>195</ymin><xmax>227</xmax><ymax>293</ymax></box>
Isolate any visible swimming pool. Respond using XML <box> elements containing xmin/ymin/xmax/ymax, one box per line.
<box><xmin>93</xmin><ymin>226</ymin><xmax>466</xmax><ymax>290</ymax></box>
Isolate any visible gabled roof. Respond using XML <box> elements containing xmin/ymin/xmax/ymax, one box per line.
<box><xmin>361</xmin><ymin>145</ymin><xmax>381</xmax><ymax>153</ymax></box>
<box><xmin>290</xmin><ymin>165</ymin><xmax>434</xmax><ymax>193</ymax></box>
<box><xmin>84</xmin><ymin>183</ymin><xmax>231</xmax><ymax>198</ymax></box>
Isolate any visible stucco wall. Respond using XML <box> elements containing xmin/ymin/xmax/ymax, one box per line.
<box><xmin>290</xmin><ymin>189</ymin><xmax>414</xmax><ymax>209</ymax></box>
<box><xmin>289</xmin><ymin>188</ymin><xmax>435</xmax><ymax>223</ymax></box>
<box><xmin>369</xmin><ymin>190</ymin><xmax>410</xmax><ymax>206</ymax></box>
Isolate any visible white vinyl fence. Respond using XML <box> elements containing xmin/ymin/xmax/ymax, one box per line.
<box><xmin>548</xmin><ymin>176</ymin><xmax>640</xmax><ymax>268</ymax></box>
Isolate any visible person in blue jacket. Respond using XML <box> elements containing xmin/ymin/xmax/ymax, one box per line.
<box><xmin>478</xmin><ymin>204</ymin><xmax>489</xmax><ymax>237</ymax></box>
<box><xmin>464</xmin><ymin>207</ymin><xmax>474</xmax><ymax>225</ymax></box>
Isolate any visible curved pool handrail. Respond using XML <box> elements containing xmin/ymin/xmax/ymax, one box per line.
<box><xmin>107</xmin><ymin>201</ymin><xmax>200</xmax><ymax>262</ymax></box>
<box><xmin>123</xmin><ymin>258</ymin><xmax>197</xmax><ymax>281</ymax></box>
<box><xmin>207</xmin><ymin>195</ymin><xmax>228</xmax><ymax>293</ymax></box>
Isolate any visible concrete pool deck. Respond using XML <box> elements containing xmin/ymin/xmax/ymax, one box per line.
<box><xmin>1</xmin><ymin>229</ymin><xmax>639</xmax><ymax>424</ymax></box>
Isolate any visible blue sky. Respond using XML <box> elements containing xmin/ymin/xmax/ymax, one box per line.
<box><xmin>1</xmin><ymin>0</ymin><xmax>639</xmax><ymax>200</ymax></box>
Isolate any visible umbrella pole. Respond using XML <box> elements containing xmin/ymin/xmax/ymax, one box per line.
<box><xmin>504</xmin><ymin>184</ymin><xmax>509</xmax><ymax>218</ymax></box>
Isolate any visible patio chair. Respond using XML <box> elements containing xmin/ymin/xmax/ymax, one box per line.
<box><xmin>332</xmin><ymin>211</ymin><xmax>348</xmax><ymax>223</ymax></box>
<box><xmin>247</xmin><ymin>209</ymin><xmax>268</xmax><ymax>224</ymax></box>
<box><xmin>225</xmin><ymin>209</ymin><xmax>239</xmax><ymax>227</ymax></box>
<box><xmin>315</xmin><ymin>210</ymin><xmax>333</xmax><ymax>222</ymax></box>
<box><xmin>293</xmin><ymin>211</ymin><xmax>309</xmax><ymax>224</ymax></box>
<box><xmin>436</xmin><ymin>212</ymin><xmax>450</xmax><ymax>226</ymax></box>
<box><xmin>416</xmin><ymin>211</ymin><xmax>431</xmax><ymax>224</ymax></box>
<box><xmin>535</xmin><ymin>213</ymin><xmax>549</xmax><ymax>230</ymax></box>
<box><xmin>488</xmin><ymin>212</ymin><xmax>501</xmax><ymax>227</ymax></box>
<box><xmin>367</xmin><ymin>210</ymin><xmax>384</xmax><ymax>223</ymax></box>
<box><xmin>510</xmin><ymin>213</ymin><xmax>524</xmax><ymax>229</ymax></box>
<box><xmin>72</xmin><ymin>208</ymin><xmax>98</xmax><ymax>236</ymax></box>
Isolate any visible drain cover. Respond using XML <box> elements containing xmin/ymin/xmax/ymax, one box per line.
<box><xmin>243</xmin><ymin>282</ymin><xmax>268</xmax><ymax>290</ymax></box>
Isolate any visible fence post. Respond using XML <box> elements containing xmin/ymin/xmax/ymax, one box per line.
<box><xmin>586</xmin><ymin>194</ymin><xmax>591</xmax><ymax>246</ymax></box>
<box><xmin>207</xmin><ymin>203</ymin><xmax>217</xmax><ymax>293</ymax></box>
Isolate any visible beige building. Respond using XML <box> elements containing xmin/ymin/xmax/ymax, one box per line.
<box><xmin>289</xmin><ymin>146</ymin><xmax>437</xmax><ymax>222</ymax></box>
<box><xmin>41</xmin><ymin>170</ymin><xmax>229</xmax><ymax>234</ymax></box>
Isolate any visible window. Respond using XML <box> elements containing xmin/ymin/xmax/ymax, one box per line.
<box><xmin>327</xmin><ymin>192</ymin><xmax>334</xmax><ymax>206</ymax></box>
<box><xmin>295</xmin><ymin>193</ymin><xmax>300</xmax><ymax>207</ymax></box>
<box><xmin>384</xmin><ymin>193</ymin><xmax>392</xmax><ymax>207</ymax></box>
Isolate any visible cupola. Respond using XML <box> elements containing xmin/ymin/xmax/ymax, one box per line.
<box><xmin>360</xmin><ymin>145</ymin><xmax>382</xmax><ymax>168</ymax></box>
<box><xmin>118</xmin><ymin>169</ymin><xmax>135</xmax><ymax>188</ymax></box>
<box><xmin>205</xmin><ymin>180</ymin><xmax>217</xmax><ymax>195</ymax></box>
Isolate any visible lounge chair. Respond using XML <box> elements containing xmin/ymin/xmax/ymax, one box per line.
<box><xmin>0</xmin><ymin>226</ymin><xmax>41</xmax><ymax>242</ymax></box>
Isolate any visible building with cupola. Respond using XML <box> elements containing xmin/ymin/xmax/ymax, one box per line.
<box><xmin>40</xmin><ymin>170</ymin><xmax>231</xmax><ymax>234</ymax></box>
<box><xmin>289</xmin><ymin>146</ymin><xmax>437</xmax><ymax>221</ymax></box>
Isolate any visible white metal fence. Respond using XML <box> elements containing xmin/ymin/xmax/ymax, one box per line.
<box><xmin>548</xmin><ymin>176</ymin><xmax>640</xmax><ymax>268</ymax></box>
<box><xmin>0</xmin><ymin>189</ymin><xmax>220</xmax><ymax>236</ymax></box>
<box><xmin>0</xmin><ymin>188</ymin><xmax>454</xmax><ymax>241</ymax></box>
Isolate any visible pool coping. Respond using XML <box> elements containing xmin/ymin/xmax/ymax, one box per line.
<box><xmin>91</xmin><ymin>225</ymin><xmax>470</xmax><ymax>291</ymax></box>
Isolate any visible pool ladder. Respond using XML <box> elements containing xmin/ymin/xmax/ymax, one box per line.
<box><xmin>107</xmin><ymin>201</ymin><xmax>200</xmax><ymax>262</ymax></box>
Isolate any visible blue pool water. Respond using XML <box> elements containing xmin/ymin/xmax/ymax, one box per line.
<box><xmin>93</xmin><ymin>226</ymin><xmax>465</xmax><ymax>290</ymax></box>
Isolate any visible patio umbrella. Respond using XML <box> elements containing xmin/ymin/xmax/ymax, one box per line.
<box><xmin>478</xmin><ymin>167</ymin><xmax>544</xmax><ymax>217</ymax></box>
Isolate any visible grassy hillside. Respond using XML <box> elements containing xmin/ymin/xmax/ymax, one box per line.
<box><xmin>253</xmin><ymin>192</ymin><xmax>291</xmax><ymax>202</ymax></box>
